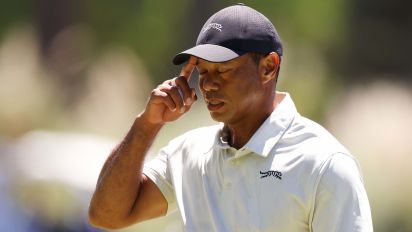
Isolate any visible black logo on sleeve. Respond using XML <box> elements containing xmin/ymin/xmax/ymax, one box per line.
<box><xmin>260</xmin><ymin>170</ymin><xmax>282</xmax><ymax>180</ymax></box>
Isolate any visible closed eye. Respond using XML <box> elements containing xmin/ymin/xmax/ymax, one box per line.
<box><xmin>217</xmin><ymin>68</ymin><xmax>231</xmax><ymax>74</ymax></box>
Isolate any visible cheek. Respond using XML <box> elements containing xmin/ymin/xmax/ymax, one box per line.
<box><xmin>228</xmin><ymin>81</ymin><xmax>262</xmax><ymax>107</ymax></box>
<box><xmin>227</xmin><ymin>83</ymin><xmax>257</xmax><ymax>106</ymax></box>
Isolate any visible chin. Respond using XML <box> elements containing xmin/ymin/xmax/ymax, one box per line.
<box><xmin>209</xmin><ymin>111</ymin><xmax>232</xmax><ymax>124</ymax></box>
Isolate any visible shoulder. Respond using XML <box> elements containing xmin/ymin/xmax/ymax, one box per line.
<box><xmin>287</xmin><ymin>116</ymin><xmax>365</xmax><ymax>188</ymax></box>
<box><xmin>161</xmin><ymin>124</ymin><xmax>221</xmax><ymax>155</ymax></box>
<box><xmin>179</xmin><ymin>124</ymin><xmax>221</xmax><ymax>145</ymax></box>
<box><xmin>183</xmin><ymin>124</ymin><xmax>222</xmax><ymax>138</ymax></box>
<box><xmin>284</xmin><ymin>114</ymin><xmax>350</xmax><ymax>157</ymax></box>
<box><xmin>318</xmin><ymin>152</ymin><xmax>364</xmax><ymax>189</ymax></box>
<box><xmin>277</xmin><ymin>114</ymin><xmax>357</xmax><ymax>179</ymax></box>
<box><xmin>309</xmin><ymin>153</ymin><xmax>372</xmax><ymax>231</ymax></box>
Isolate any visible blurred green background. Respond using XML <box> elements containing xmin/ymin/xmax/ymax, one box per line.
<box><xmin>1</xmin><ymin>0</ymin><xmax>411</xmax><ymax>231</ymax></box>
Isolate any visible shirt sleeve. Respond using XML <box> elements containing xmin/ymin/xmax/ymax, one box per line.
<box><xmin>143</xmin><ymin>135</ymin><xmax>185</xmax><ymax>214</ymax></box>
<box><xmin>310</xmin><ymin>153</ymin><xmax>373</xmax><ymax>232</ymax></box>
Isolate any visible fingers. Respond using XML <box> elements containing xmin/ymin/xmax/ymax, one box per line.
<box><xmin>151</xmin><ymin>88</ymin><xmax>177</xmax><ymax>112</ymax></box>
<box><xmin>179</xmin><ymin>56</ymin><xmax>197</xmax><ymax>80</ymax></box>
<box><xmin>147</xmin><ymin>56</ymin><xmax>198</xmax><ymax>118</ymax></box>
<box><xmin>174</xmin><ymin>76</ymin><xmax>195</xmax><ymax>105</ymax></box>
<box><xmin>152</xmin><ymin>77</ymin><xmax>196</xmax><ymax>114</ymax></box>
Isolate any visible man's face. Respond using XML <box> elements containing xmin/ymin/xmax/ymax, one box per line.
<box><xmin>196</xmin><ymin>54</ymin><xmax>267</xmax><ymax>125</ymax></box>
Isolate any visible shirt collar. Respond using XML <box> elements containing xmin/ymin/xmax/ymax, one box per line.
<box><xmin>215</xmin><ymin>92</ymin><xmax>298</xmax><ymax>158</ymax></box>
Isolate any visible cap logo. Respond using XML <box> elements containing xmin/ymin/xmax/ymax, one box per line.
<box><xmin>202</xmin><ymin>23</ymin><xmax>222</xmax><ymax>33</ymax></box>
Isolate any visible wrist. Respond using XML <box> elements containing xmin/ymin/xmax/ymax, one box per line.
<box><xmin>134</xmin><ymin>112</ymin><xmax>164</xmax><ymax>135</ymax></box>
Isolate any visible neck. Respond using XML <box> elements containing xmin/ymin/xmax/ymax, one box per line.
<box><xmin>224</xmin><ymin>91</ymin><xmax>280</xmax><ymax>149</ymax></box>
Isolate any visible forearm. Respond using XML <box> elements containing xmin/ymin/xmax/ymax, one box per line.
<box><xmin>89</xmin><ymin>57</ymin><xmax>196</xmax><ymax>229</ymax></box>
<box><xmin>89</xmin><ymin>114</ymin><xmax>163</xmax><ymax>227</ymax></box>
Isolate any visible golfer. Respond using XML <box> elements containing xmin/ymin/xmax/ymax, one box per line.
<box><xmin>89</xmin><ymin>4</ymin><xmax>373</xmax><ymax>231</ymax></box>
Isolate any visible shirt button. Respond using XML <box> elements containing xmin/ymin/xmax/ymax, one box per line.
<box><xmin>225</xmin><ymin>181</ymin><xmax>232</xmax><ymax>187</ymax></box>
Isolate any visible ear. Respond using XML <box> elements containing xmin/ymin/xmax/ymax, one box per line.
<box><xmin>259</xmin><ymin>52</ymin><xmax>280</xmax><ymax>83</ymax></box>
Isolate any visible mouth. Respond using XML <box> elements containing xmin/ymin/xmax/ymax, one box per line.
<box><xmin>205</xmin><ymin>98</ymin><xmax>225</xmax><ymax>112</ymax></box>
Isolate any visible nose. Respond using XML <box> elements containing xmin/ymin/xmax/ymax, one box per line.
<box><xmin>200</xmin><ymin>73</ymin><xmax>219</xmax><ymax>92</ymax></box>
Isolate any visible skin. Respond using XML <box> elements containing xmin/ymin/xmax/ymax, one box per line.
<box><xmin>88</xmin><ymin>52</ymin><xmax>280</xmax><ymax>229</ymax></box>
<box><xmin>197</xmin><ymin>52</ymin><xmax>279</xmax><ymax>148</ymax></box>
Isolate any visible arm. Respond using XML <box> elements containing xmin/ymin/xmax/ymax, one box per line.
<box><xmin>88</xmin><ymin>57</ymin><xmax>197</xmax><ymax>229</ymax></box>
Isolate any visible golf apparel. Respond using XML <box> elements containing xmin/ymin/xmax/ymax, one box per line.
<box><xmin>173</xmin><ymin>4</ymin><xmax>283</xmax><ymax>65</ymax></box>
<box><xmin>143</xmin><ymin>92</ymin><xmax>373</xmax><ymax>232</ymax></box>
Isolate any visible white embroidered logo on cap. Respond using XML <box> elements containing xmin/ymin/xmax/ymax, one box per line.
<box><xmin>202</xmin><ymin>23</ymin><xmax>222</xmax><ymax>33</ymax></box>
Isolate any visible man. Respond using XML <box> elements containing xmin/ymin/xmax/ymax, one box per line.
<box><xmin>89</xmin><ymin>4</ymin><xmax>373</xmax><ymax>232</ymax></box>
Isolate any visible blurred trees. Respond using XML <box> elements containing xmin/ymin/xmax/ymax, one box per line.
<box><xmin>342</xmin><ymin>0</ymin><xmax>412</xmax><ymax>83</ymax></box>
<box><xmin>1</xmin><ymin>0</ymin><xmax>411</xmax><ymax>85</ymax></box>
<box><xmin>1</xmin><ymin>1</ymin><xmax>412</xmax><ymax>231</ymax></box>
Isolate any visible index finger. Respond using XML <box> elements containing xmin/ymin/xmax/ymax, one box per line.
<box><xmin>179</xmin><ymin>56</ymin><xmax>197</xmax><ymax>80</ymax></box>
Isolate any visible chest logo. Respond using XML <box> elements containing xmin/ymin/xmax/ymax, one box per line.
<box><xmin>260</xmin><ymin>170</ymin><xmax>282</xmax><ymax>180</ymax></box>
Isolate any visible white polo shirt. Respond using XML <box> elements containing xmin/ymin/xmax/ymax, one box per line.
<box><xmin>143</xmin><ymin>92</ymin><xmax>373</xmax><ymax>232</ymax></box>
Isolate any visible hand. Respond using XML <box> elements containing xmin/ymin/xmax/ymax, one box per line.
<box><xmin>140</xmin><ymin>56</ymin><xmax>197</xmax><ymax>125</ymax></box>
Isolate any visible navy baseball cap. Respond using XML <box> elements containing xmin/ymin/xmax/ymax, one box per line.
<box><xmin>173</xmin><ymin>3</ymin><xmax>283</xmax><ymax>65</ymax></box>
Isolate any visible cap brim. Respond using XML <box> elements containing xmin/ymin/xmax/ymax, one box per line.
<box><xmin>172</xmin><ymin>44</ymin><xmax>246</xmax><ymax>65</ymax></box>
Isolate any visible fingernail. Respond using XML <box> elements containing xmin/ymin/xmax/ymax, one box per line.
<box><xmin>180</xmin><ymin>107</ymin><xmax>185</xmax><ymax>113</ymax></box>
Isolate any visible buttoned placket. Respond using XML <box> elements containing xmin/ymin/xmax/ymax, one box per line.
<box><xmin>221</xmin><ymin>147</ymin><xmax>264</xmax><ymax>231</ymax></box>
<box><xmin>222</xmin><ymin>147</ymin><xmax>236</xmax><ymax>188</ymax></box>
